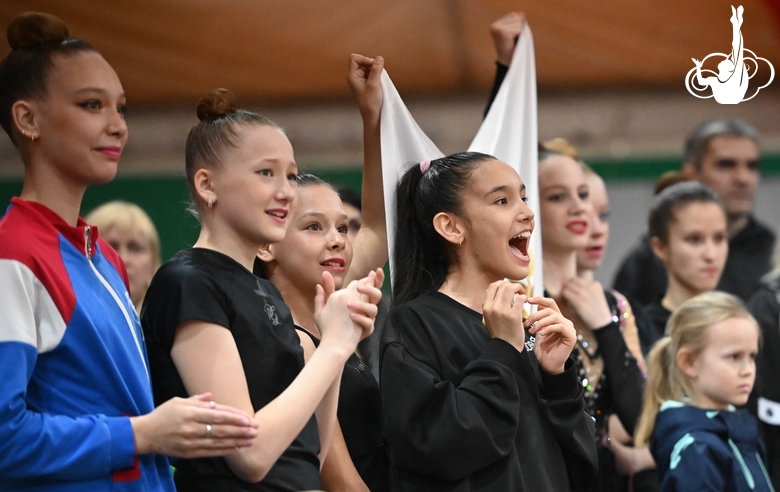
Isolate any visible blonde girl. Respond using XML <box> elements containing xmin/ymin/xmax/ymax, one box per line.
<box><xmin>635</xmin><ymin>292</ymin><xmax>773</xmax><ymax>491</ymax></box>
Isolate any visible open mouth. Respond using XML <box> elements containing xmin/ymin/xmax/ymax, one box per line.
<box><xmin>586</xmin><ymin>246</ymin><xmax>604</xmax><ymax>258</ymax></box>
<box><xmin>509</xmin><ymin>231</ymin><xmax>531</xmax><ymax>262</ymax></box>
<box><xmin>267</xmin><ymin>209</ymin><xmax>288</xmax><ymax>223</ymax></box>
<box><xmin>320</xmin><ymin>258</ymin><xmax>346</xmax><ymax>271</ymax></box>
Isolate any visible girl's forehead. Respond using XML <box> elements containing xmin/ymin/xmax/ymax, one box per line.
<box><xmin>296</xmin><ymin>185</ymin><xmax>345</xmax><ymax>215</ymax></box>
<box><xmin>703</xmin><ymin>317</ymin><xmax>759</xmax><ymax>348</ymax></box>
<box><xmin>468</xmin><ymin>160</ymin><xmax>523</xmax><ymax>192</ymax></box>
<box><xmin>540</xmin><ymin>156</ymin><xmax>585</xmax><ymax>186</ymax></box>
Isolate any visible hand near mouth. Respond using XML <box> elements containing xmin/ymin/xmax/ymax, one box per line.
<box><xmin>482</xmin><ymin>280</ymin><xmax>527</xmax><ymax>353</ymax></box>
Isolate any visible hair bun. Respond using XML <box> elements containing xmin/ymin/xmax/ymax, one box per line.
<box><xmin>7</xmin><ymin>12</ymin><xmax>69</xmax><ymax>50</ymax></box>
<box><xmin>196</xmin><ymin>89</ymin><xmax>238</xmax><ymax>121</ymax></box>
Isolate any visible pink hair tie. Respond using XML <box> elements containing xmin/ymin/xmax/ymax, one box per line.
<box><xmin>420</xmin><ymin>159</ymin><xmax>432</xmax><ymax>174</ymax></box>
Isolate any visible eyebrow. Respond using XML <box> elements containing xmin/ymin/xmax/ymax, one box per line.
<box><xmin>484</xmin><ymin>185</ymin><xmax>508</xmax><ymax>197</ymax></box>
<box><xmin>484</xmin><ymin>183</ymin><xmax>526</xmax><ymax>197</ymax></box>
<box><xmin>74</xmin><ymin>87</ymin><xmax>127</xmax><ymax>99</ymax></box>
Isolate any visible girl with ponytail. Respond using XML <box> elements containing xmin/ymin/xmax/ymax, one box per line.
<box><xmin>634</xmin><ymin>292</ymin><xmax>773</xmax><ymax>491</ymax></box>
<box><xmin>0</xmin><ymin>12</ymin><xmax>260</xmax><ymax>491</ymax></box>
<box><xmin>381</xmin><ymin>154</ymin><xmax>598</xmax><ymax>491</ymax></box>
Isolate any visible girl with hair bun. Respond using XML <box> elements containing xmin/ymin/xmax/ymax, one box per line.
<box><xmin>256</xmin><ymin>54</ymin><xmax>391</xmax><ymax>491</ymax></box>
<box><xmin>141</xmin><ymin>88</ymin><xmax>383</xmax><ymax>492</ymax></box>
<box><xmin>640</xmin><ymin>181</ymin><xmax>728</xmax><ymax>354</ymax></box>
<box><xmin>0</xmin><ymin>12</ymin><xmax>259</xmax><ymax>492</ymax></box>
<box><xmin>634</xmin><ymin>292</ymin><xmax>773</xmax><ymax>491</ymax></box>
<box><xmin>380</xmin><ymin>152</ymin><xmax>598</xmax><ymax>491</ymax></box>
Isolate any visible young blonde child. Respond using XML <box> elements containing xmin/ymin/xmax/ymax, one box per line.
<box><xmin>635</xmin><ymin>292</ymin><xmax>774</xmax><ymax>491</ymax></box>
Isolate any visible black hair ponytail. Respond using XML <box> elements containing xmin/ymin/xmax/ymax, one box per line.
<box><xmin>392</xmin><ymin>151</ymin><xmax>494</xmax><ymax>306</ymax></box>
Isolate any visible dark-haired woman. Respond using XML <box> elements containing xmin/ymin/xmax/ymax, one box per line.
<box><xmin>256</xmin><ymin>55</ymin><xmax>390</xmax><ymax>492</ymax></box>
<box><xmin>537</xmin><ymin>148</ymin><xmax>649</xmax><ymax>492</ymax></box>
<box><xmin>0</xmin><ymin>12</ymin><xmax>259</xmax><ymax>492</ymax></box>
<box><xmin>141</xmin><ymin>88</ymin><xmax>383</xmax><ymax>492</ymax></box>
<box><xmin>639</xmin><ymin>182</ymin><xmax>728</xmax><ymax>352</ymax></box>
<box><xmin>380</xmin><ymin>153</ymin><xmax>598</xmax><ymax>491</ymax></box>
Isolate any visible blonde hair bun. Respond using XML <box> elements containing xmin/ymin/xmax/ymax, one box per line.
<box><xmin>7</xmin><ymin>12</ymin><xmax>69</xmax><ymax>50</ymax></box>
<box><xmin>196</xmin><ymin>88</ymin><xmax>238</xmax><ymax>122</ymax></box>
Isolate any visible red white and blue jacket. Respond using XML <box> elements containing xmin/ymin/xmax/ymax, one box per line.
<box><xmin>0</xmin><ymin>198</ymin><xmax>175</xmax><ymax>491</ymax></box>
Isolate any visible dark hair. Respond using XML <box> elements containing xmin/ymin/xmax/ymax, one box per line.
<box><xmin>185</xmin><ymin>88</ymin><xmax>282</xmax><ymax>205</ymax></box>
<box><xmin>392</xmin><ymin>151</ymin><xmax>495</xmax><ymax>306</ymax></box>
<box><xmin>653</xmin><ymin>171</ymin><xmax>691</xmax><ymax>195</ymax></box>
<box><xmin>683</xmin><ymin>118</ymin><xmax>759</xmax><ymax>169</ymax></box>
<box><xmin>335</xmin><ymin>185</ymin><xmax>361</xmax><ymax>212</ymax></box>
<box><xmin>649</xmin><ymin>181</ymin><xmax>723</xmax><ymax>243</ymax></box>
<box><xmin>297</xmin><ymin>172</ymin><xmax>330</xmax><ymax>188</ymax></box>
<box><xmin>0</xmin><ymin>12</ymin><xmax>96</xmax><ymax>145</ymax></box>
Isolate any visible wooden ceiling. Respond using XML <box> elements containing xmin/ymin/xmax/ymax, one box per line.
<box><xmin>2</xmin><ymin>0</ymin><xmax>779</xmax><ymax>106</ymax></box>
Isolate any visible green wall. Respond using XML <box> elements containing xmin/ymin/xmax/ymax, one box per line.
<box><xmin>0</xmin><ymin>169</ymin><xmax>362</xmax><ymax>263</ymax></box>
<box><xmin>1</xmin><ymin>154</ymin><xmax>778</xmax><ymax>263</ymax></box>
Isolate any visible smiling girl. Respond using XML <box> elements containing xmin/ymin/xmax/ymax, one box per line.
<box><xmin>538</xmin><ymin>148</ymin><xmax>647</xmax><ymax>492</ymax></box>
<box><xmin>141</xmin><ymin>89</ymin><xmax>382</xmax><ymax>492</ymax></box>
<box><xmin>380</xmin><ymin>152</ymin><xmax>598</xmax><ymax>491</ymax></box>
<box><xmin>0</xmin><ymin>13</ymin><xmax>259</xmax><ymax>491</ymax></box>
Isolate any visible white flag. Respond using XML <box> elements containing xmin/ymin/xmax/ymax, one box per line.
<box><xmin>380</xmin><ymin>24</ymin><xmax>543</xmax><ymax>299</ymax></box>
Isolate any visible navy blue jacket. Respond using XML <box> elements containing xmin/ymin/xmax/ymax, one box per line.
<box><xmin>651</xmin><ymin>401</ymin><xmax>774</xmax><ymax>491</ymax></box>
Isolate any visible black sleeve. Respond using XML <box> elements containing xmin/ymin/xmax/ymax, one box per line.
<box><xmin>612</xmin><ymin>235</ymin><xmax>668</xmax><ymax>307</ymax></box>
<box><xmin>593</xmin><ymin>320</ymin><xmax>645</xmax><ymax>436</ymax></box>
<box><xmin>380</xmin><ymin>310</ymin><xmax>531</xmax><ymax>482</ymax></box>
<box><xmin>141</xmin><ymin>261</ymin><xmax>231</xmax><ymax>349</ymax></box>
<box><xmin>747</xmin><ymin>286</ymin><xmax>780</xmax><ymax>405</ymax></box>
<box><xmin>538</xmin><ymin>359</ymin><xmax>600</xmax><ymax>492</ymax></box>
<box><xmin>483</xmin><ymin>62</ymin><xmax>509</xmax><ymax>119</ymax></box>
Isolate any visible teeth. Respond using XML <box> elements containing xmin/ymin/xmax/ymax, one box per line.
<box><xmin>268</xmin><ymin>211</ymin><xmax>285</xmax><ymax>218</ymax></box>
<box><xmin>323</xmin><ymin>261</ymin><xmax>342</xmax><ymax>267</ymax></box>
<box><xmin>511</xmin><ymin>231</ymin><xmax>531</xmax><ymax>240</ymax></box>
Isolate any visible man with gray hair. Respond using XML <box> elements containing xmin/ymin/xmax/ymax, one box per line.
<box><xmin>613</xmin><ymin>118</ymin><xmax>775</xmax><ymax>312</ymax></box>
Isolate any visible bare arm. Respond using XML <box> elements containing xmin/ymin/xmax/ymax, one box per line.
<box><xmin>171</xmin><ymin>321</ymin><xmax>350</xmax><ymax>483</ymax></box>
<box><xmin>345</xmin><ymin>54</ymin><xmax>387</xmax><ymax>284</ymax></box>
<box><xmin>297</xmin><ymin>328</ymin><xmax>343</xmax><ymax>467</ymax></box>
<box><xmin>168</xmin><ymin>272</ymin><xmax>382</xmax><ymax>483</ymax></box>
<box><xmin>321</xmin><ymin>420</ymin><xmax>370</xmax><ymax>492</ymax></box>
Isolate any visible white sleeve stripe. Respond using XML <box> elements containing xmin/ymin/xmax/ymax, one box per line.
<box><xmin>0</xmin><ymin>260</ymin><xmax>66</xmax><ymax>353</ymax></box>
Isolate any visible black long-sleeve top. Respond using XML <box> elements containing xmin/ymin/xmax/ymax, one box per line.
<box><xmin>747</xmin><ymin>277</ymin><xmax>780</xmax><ymax>488</ymax></box>
<box><xmin>379</xmin><ymin>292</ymin><xmax>598</xmax><ymax>492</ymax></box>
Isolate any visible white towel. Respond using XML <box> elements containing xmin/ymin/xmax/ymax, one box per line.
<box><xmin>380</xmin><ymin>23</ymin><xmax>544</xmax><ymax>300</ymax></box>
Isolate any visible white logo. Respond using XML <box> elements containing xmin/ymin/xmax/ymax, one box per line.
<box><xmin>685</xmin><ymin>5</ymin><xmax>774</xmax><ymax>104</ymax></box>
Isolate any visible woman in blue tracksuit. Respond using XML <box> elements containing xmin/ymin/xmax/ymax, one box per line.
<box><xmin>0</xmin><ymin>12</ymin><xmax>257</xmax><ymax>491</ymax></box>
